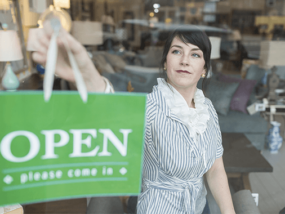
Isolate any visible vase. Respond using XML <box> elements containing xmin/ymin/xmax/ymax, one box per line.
<box><xmin>1</xmin><ymin>63</ymin><xmax>20</xmax><ymax>91</ymax></box>
<box><xmin>267</xmin><ymin>121</ymin><xmax>283</xmax><ymax>154</ymax></box>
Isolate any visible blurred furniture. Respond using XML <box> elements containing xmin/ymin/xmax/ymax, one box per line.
<box><xmin>23</xmin><ymin>198</ymin><xmax>86</xmax><ymax>214</ymax></box>
<box><xmin>86</xmin><ymin>197</ymin><xmax>124</xmax><ymax>214</ymax></box>
<box><xmin>209</xmin><ymin>36</ymin><xmax>221</xmax><ymax>74</ymax></box>
<box><xmin>228</xmin><ymin>30</ymin><xmax>242</xmax><ymax>41</ymax></box>
<box><xmin>207</xmin><ymin>187</ymin><xmax>261</xmax><ymax>214</ymax></box>
<box><xmin>259</xmin><ymin>41</ymin><xmax>285</xmax><ymax>68</ymax></box>
<box><xmin>71</xmin><ymin>21</ymin><xmax>103</xmax><ymax>46</ymax></box>
<box><xmin>201</xmin><ymin>70</ymin><xmax>268</xmax><ymax>150</ymax></box>
<box><xmin>136</xmin><ymin>46</ymin><xmax>163</xmax><ymax>67</ymax></box>
<box><xmin>232</xmin><ymin>190</ymin><xmax>261</xmax><ymax>214</ymax></box>
<box><xmin>203</xmin><ymin>2</ymin><xmax>217</xmax><ymax>23</ymax></box>
<box><xmin>102</xmin><ymin>65</ymin><xmax>160</xmax><ymax>93</ymax></box>
<box><xmin>222</xmin><ymin>133</ymin><xmax>273</xmax><ymax>192</ymax></box>
<box><xmin>259</xmin><ymin>41</ymin><xmax>285</xmax><ymax>102</ymax></box>
<box><xmin>263</xmin><ymin>104</ymin><xmax>285</xmax><ymax>124</ymax></box>
<box><xmin>0</xmin><ymin>204</ymin><xmax>23</xmax><ymax>214</ymax></box>
<box><xmin>53</xmin><ymin>0</ymin><xmax>70</xmax><ymax>9</ymax></box>
<box><xmin>3</xmin><ymin>0</ymin><xmax>28</xmax><ymax>74</ymax></box>
<box><xmin>240</xmin><ymin>59</ymin><xmax>258</xmax><ymax>79</ymax></box>
<box><xmin>209</xmin><ymin>36</ymin><xmax>221</xmax><ymax>60</ymax></box>
<box><xmin>255</xmin><ymin>16</ymin><xmax>285</xmax><ymax>39</ymax></box>
<box><xmin>0</xmin><ymin>24</ymin><xmax>23</xmax><ymax>90</ymax></box>
<box><xmin>0</xmin><ymin>0</ymin><xmax>9</xmax><ymax>10</ymax></box>
<box><xmin>218</xmin><ymin>109</ymin><xmax>268</xmax><ymax>151</ymax></box>
<box><xmin>220</xmin><ymin>30</ymin><xmax>247</xmax><ymax>71</ymax></box>
<box><xmin>261</xmin><ymin>103</ymin><xmax>285</xmax><ymax>141</ymax></box>
<box><xmin>231</xmin><ymin>9</ymin><xmax>262</xmax><ymax>34</ymax></box>
<box><xmin>231</xmin><ymin>10</ymin><xmax>261</xmax><ymax>34</ymax></box>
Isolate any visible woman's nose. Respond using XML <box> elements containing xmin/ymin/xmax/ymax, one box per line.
<box><xmin>180</xmin><ymin>55</ymin><xmax>189</xmax><ymax>66</ymax></box>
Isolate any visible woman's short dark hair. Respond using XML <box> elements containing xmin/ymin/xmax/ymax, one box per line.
<box><xmin>160</xmin><ymin>28</ymin><xmax>212</xmax><ymax>91</ymax></box>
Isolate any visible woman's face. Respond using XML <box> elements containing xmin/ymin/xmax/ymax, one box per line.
<box><xmin>165</xmin><ymin>36</ymin><xmax>206</xmax><ymax>90</ymax></box>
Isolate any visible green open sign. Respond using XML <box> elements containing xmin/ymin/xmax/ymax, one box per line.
<box><xmin>0</xmin><ymin>91</ymin><xmax>146</xmax><ymax>206</ymax></box>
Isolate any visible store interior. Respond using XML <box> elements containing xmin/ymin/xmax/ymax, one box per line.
<box><xmin>1</xmin><ymin>0</ymin><xmax>285</xmax><ymax>214</ymax></box>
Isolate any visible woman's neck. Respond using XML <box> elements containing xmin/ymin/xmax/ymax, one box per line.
<box><xmin>169</xmin><ymin>83</ymin><xmax>197</xmax><ymax>108</ymax></box>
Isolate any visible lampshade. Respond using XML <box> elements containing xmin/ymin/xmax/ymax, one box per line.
<box><xmin>27</xmin><ymin>28</ymin><xmax>43</xmax><ymax>51</ymax></box>
<box><xmin>0</xmin><ymin>30</ymin><xmax>23</xmax><ymax>61</ymax></box>
<box><xmin>209</xmin><ymin>36</ymin><xmax>221</xmax><ymax>59</ymax></box>
<box><xmin>101</xmin><ymin>15</ymin><xmax>115</xmax><ymax>26</ymax></box>
<box><xmin>0</xmin><ymin>0</ymin><xmax>10</xmax><ymax>10</ymax></box>
<box><xmin>228</xmin><ymin>30</ymin><xmax>241</xmax><ymax>41</ymax></box>
<box><xmin>53</xmin><ymin>0</ymin><xmax>70</xmax><ymax>9</ymax></box>
<box><xmin>71</xmin><ymin>21</ymin><xmax>103</xmax><ymax>46</ymax></box>
<box><xmin>259</xmin><ymin>41</ymin><xmax>285</xmax><ymax>69</ymax></box>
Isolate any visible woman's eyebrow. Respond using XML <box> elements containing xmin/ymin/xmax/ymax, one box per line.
<box><xmin>191</xmin><ymin>48</ymin><xmax>202</xmax><ymax>51</ymax></box>
<box><xmin>170</xmin><ymin>45</ymin><xmax>202</xmax><ymax>52</ymax></box>
<box><xmin>170</xmin><ymin>45</ymin><xmax>183</xmax><ymax>49</ymax></box>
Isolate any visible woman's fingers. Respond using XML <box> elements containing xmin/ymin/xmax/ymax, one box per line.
<box><xmin>32</xmin><ymin>52</ymin><xmax>47</xmax><ymax>65</ymax></box>
<box><xmin>36</xmin><ymin>28</ymin><xmax>50</xmax><ymax>50</ymax></box>
<box><xmin>29</xmin><ymin>24</ymin><xmax>51</xmax><ymax>64</ymax></box>
<box><xmin>32</xmin><ymin>41</ymin><xmax>48</xmax><ymax>56</ymax></box>
<box><xmin>58</xmin><ymin>29</ymin><xmax>88</xmax><ymax>63</ymax></box>
<box><xmin>42</xmin><ymin>20</ymin><xmax>54</xmax><ymax>39</ymax></box>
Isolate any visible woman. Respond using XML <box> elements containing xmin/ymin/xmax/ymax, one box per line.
<box><xmin>32</xmin><ymin>23</ymin><xmax>235</xmax><ymax>214</ymax></box>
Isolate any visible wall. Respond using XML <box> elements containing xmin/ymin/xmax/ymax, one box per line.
<box><xmin>19</xmin><ymin>0</ymin><xmax>40</xmax><ymax>26</ymax></box>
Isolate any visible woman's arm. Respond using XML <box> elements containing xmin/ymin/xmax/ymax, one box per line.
<box><xmin>205</xmin><ymin>157</ymin><xmax>236</xmax><ymax>214</ymax></box>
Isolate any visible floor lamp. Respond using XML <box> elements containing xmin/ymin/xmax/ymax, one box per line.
<box><xmin>259</xmin><ymin>40</ymin><xmax>285</xmax><ymax>102</ymax></box>
<box><xmin>209</xmin><ymin>36</ymin><xmax>221</xmax><ymax>77</ymax></box>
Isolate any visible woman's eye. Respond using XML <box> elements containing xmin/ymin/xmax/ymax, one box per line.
<box><xmin>192</xmin><ymin>53</ymin><xmax>200</xmax><ymax>58</ymax></box>
<box><xmin>172</xmin><ymin>50</ymin><xmax>181</xmax><ymax>54</ymax></box>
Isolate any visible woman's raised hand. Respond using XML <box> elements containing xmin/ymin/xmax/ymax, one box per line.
<box><xmin>31</xmin><ymin>20</ymin><xmax>106</xmax><ymax>92</ymax></box>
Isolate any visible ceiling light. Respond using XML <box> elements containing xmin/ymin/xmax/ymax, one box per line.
<box><xmin>153</xmin><ymin>3</ymin><xmax>160</xmax><ymax>9</ymax></box>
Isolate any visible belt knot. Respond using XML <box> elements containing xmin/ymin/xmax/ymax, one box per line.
<box><xmin>140</xmin><ymin>178</ymin><xmax>202</xmax><ymax>213</ymax></box>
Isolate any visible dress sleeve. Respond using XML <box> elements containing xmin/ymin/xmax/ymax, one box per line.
<box><xmin>144</xmin><ymin>94</ymin><xmax>157</xmax><ymax>148</ymax></box>
<box><xmin>214</xmin><ymin>116</ymin><xmax>223</xmax><ymax>159</ymax></box>
<box><xmin>206</xmin><ymin>98</ymin><xmax>224</xmax><ymax>159</ymax></box>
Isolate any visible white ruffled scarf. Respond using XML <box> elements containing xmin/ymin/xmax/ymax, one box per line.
<box><xmin>157</xmin><ymin>78</ymin><xmax>210</xmax><ymax>139</ymax></box>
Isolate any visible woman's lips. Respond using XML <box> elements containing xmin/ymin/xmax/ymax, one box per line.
<box><xmin>176</xmin><ymin>70</ymin><xmax>191</xmax><ymax>74</ymax></box>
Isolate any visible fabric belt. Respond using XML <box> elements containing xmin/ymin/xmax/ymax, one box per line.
<box><xmin>139</xmin><ymin>178</ymin><xmax>202</xmax><ymax>214</ymax></box>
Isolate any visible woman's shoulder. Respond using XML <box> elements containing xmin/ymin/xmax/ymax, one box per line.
<box><xmin>145</xmin><ymin>86</ymin><xmax>160</xmax><ymax>122</ymax></box>
<box><xmin>146</xmin><ymin>86</ymin><xmax>163</xmax><ymax>106</ymax></box>
<box><xmin>204</xmin><ymin>97</ymin><xmax>213</xmax><ymax>107</ymax></box>
<box><xmin>204</xmin><ymin>97</ymin><xmax>219</xmax><ymax>121</ymax></box>
<box><xmin>147</xmin><ymin>85</ymin><xmax>159</xmax><ymax>100</ymax></box>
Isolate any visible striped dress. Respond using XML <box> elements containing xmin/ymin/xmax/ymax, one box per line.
<box><xmin>137</xmin><ymin>85</ymin><xmax>223</xmax><ymax>214</ymax></box>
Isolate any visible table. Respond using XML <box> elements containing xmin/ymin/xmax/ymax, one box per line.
<box><xmin>262</xmin><ymin>103</ymin><xmax>285</xmax><ymax>122</ymax></box>
<box><xmin>222</xmin><ymin>133</ymin><xmax>273</xmax><ymax>191</ymax></box>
